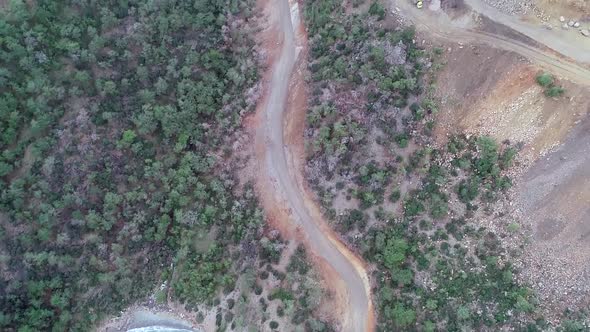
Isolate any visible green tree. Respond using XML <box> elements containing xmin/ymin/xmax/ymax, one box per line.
<box><xmin>390</xmin><ymin>303</ymin><xmax>416</xmax><ymax>328</ymax></box>
<box><xmin>119</xmin><ymin>129</ymin><xmax>137</xmax><ymax>148</ymax></box>
<box><xmin>457</xmin><ymin>305</ymin><xmax>470</xmax><ymax>320</ymax></box>
<box><xmin>382</xmin><ymin>237</ymin><xmax>408</xmax><ymax>270</ymax></box>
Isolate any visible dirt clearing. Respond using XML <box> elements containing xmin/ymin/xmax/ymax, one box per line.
<box><xmin>434</xmin><ymin>43</ymin><xmax>590</xmax><ymax>163</ymax></box>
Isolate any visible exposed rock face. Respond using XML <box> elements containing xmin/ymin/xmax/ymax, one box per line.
<box><xmin>389</xmin><ymin>41</ymin><xmax>408</xmax><ymax>65</ymax></box>
<box><xmin>372</xmin><ymin>40</ymin><xmax>408</xmax><ymax>66</ymax></box>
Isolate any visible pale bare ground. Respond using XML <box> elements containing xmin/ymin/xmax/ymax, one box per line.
<box><xmin>249</xmin><ymin>0</ymin><xmax>375</xmax><ymax>330</ymax></box>
<box><xmin>435</xmin><ymin>53</ymin><xmax>590</xmax><ymax>163</ymax></box>
<box><xmin>512</xmin><ymin>116</ymin><xmax>590</xmax><ymax>320</ymax></box>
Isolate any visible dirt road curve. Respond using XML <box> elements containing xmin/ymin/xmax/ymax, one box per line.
<box><xmin>258</xmin><ymin>0</ymin><xmax>589</xmax><ymax>331</ymax></box>
<box><xmin>258</xmin><ymin>0</ymin><xmax>373</xmax><ymax>331</ymax></box>
<box><xmin>392</xmin><ymin>0</ymin><xmax>590</xmax><ymax>86</ymax></box>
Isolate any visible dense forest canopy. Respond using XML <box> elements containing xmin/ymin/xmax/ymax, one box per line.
<box><xmin>0</xmin><ymin>0</ymin><xmax>263</xmax><ymax>330</ymax></box>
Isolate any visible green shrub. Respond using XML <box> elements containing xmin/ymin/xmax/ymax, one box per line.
<box><xmin>536</xmin><ymin>72</ymin><xmax>554</xmax><ymax>87</ymax></box>
<box><xmin>545</xmin><ymin>85</ymin><xmax>565</xmax><ymax>97</ymax></box>
<box><xmin>0</xmin><ymin>162</ymin><xmax>13</xmax><ymax>177</ymax></box>
<box><xmin>389</xmin><ymin>189</ymin><xmax>401</xmax><ymax>202</ymax></box>
<box><xmin>410</xmin><ymin>102</ymin><xmax>424</xmax><ymax>121</ymax></box>
<box><xmin>287</xmin><ymin>245</ymin><xmax>311</xmax><ymax>275</ymax></box>
<box><xmin>536</xmin><ymin>72</ymin><xmax>565</xmax><ymax>97</ymax></box>
<box><xmin>424</xmin><ymin>320</ymin><xmax>436</xmax><ymax>332</ymax></box>
<box><xmin>474</xmin><ymin>136</ymin><xmax>499</xmax><ymax>178</ymax></box>
<box><xmin>341</xmin><ymin>209</ymin><xmax>368</xmax><ymax>232</ymax></box>
<box><xmin>391</xmin><ymin>268</ymin><xmax>413</xmax><ymax>286</ymax></box>
<box><xmin>429</xmin><ymin>194</ymin><xmax>448</xmax><ymax>219</ymax></box>
<box><xmin>269</xmin><ymin>288</ymin><xmax>294</xmax><ymax>302</ymax></box>
<box><xmin>395</xmin><ymin>133</ymin><xmax>409</xmax><ymax>148</ymax></box>
<box><xmin>391</xmin><ymin>303</ymin><xmax>416</xmax><ymax>327</ymax></box>
<box><xmin>118</xmin><ymin>129</ymin><xmax>137</xmax><ymax>148</ymax></box>
<box><xmin>457</xmin><ymin>305</ymin><xmax>470</xmax><ymax>320</ymax></box>
<box><xmin>499</xmin><ymin>147</ymin><xmax>517</xmax><ymax>169</ymax></box>
<box><xmin>368</xmin><ymin>1</ymin><xmax>386</xmax><ymax>20</ymax></box>
<box><xmin>382</xmin><ymin>237</ymin><xmax>409</xmax><ymax>270</ymax></box>
<box><xmin>507</xmin><ymin>222</ymin><xmax>520</xmax><ymax>233</ymax></box>
<box><xmin>404</xmin><ymin>196</ymin><xmax>425</xmax><ymax>217</ymax></box>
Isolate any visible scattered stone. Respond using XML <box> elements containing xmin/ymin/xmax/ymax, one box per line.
<box><xmin>581</xmin><ymin>29</ymin><xmax>590</xmax><ymax>37</ymax></box>
<box><xmin>559</xmin><ymin>16</ymin><xmax>565</xmax><ymax>22</ymax></box>
<box><xmin>574</xmin><ymin>22</ymin><xmax>580</xmax><ymax>28</ymax></box>
<box><xmin>562</xmin><ymin>23</ymin><xmax>569</xmax><ymax>29</ymax></box>
<box><xmin>568</xmin><ymin>20</ymin><xmax>575</xmax><ymax>27</ymax></box>
<box><xmin>481</xmin><ymin>0</ymin><xmax>534</xmax><ymax>16</ymax></box>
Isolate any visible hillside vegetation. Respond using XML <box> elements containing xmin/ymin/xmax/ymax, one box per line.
<box><xmin>301</xmin><ymin>0</ymin><xmax>588</xmax><ymax>330</ymax></box>
<box><xmin>0</xmin><ymin>1</ymin><xmax>334</xmax><ymax>331</ymax></box>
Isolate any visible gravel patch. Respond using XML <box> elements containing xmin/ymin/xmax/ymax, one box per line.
<box><xmin>481</xmin><ymin>0</ymin><xmax>534</xmax><ymax>16</ymax></box>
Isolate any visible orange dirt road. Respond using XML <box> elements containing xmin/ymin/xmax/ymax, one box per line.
<box><xmin>252</xmin><ymin>0</ymin><xmax>375</xmax><ymax>331</ymax></box>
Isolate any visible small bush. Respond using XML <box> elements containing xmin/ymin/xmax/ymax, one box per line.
<box><xmin>545</xmin><ymin>85</ymin><xmax>565</xmax><ymax>97</ymax></box>
<box><xmin>395</xmin><ymin>133</ymin><xmax>409</xmax><ymax>148</ymax></box>
<box><xmin>536</xmin><ymin>72</ymin><xmax>565</xmax><ymax>97</ymax></box>
<box><xmin>269</xmin><ymin>288</ymin><xmax>294</xmax><ymax>302</ymax></box>
<box><xmin>254</xmin><ymin>283</ymin><xmax>263</xmax><ymax>295</ymax></box>
<box><xmin>269</xmin><ymin>321</ymin><xmax>279</xmax><ymax>329</ymax></box>
<box><xmin>536</xmin><ymin>72</ymin><xmax>554</xmax><ymax>87</ymax></box>
<box><xmin>404</xmin><ymin>197</ymin><xmax>425</xmax><ymax>217</ymax></box>
<box><xmin>389</xmin><ymin>189</ymin><xmax>401</xmax><ymax>203</ymax></box>
<box><xmin>507</xmin><ymin>222</ymin><xmax>520</xmax><ymax>233</ymax></box>
<box><xmin>368</xmin><ymin>1</ymin><xmax>386</xmax><ymax>20</ymax></box>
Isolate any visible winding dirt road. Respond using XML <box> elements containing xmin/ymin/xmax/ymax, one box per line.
<box><xmin>254</xmin><ymin>0</ymin><xmax>590</xmax><ymax>331</ymax></box>
<box><xmin>255</xmin><ymin>0</ymin><xmax>374</xmax><ymax>331</ymax></box>
<box><xmin>392</xmin><ymin>0</ymin><xmax>590</xmax><ymax>86</ymax></box>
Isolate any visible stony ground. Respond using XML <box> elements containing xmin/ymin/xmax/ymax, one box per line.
<box><xmin>433</xmin><ymin>33</ymin><xmax>590</xmax><ymax>322</ymax></box>
<box><xmin>480</xmin><ymin>0</ymin><xmax>534</xmax><ymax>16</ymax></box>
<box><xmin>513</xmin><ymin>117</ymin><xmax>590</xmax><ymax>320</ymax></box>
